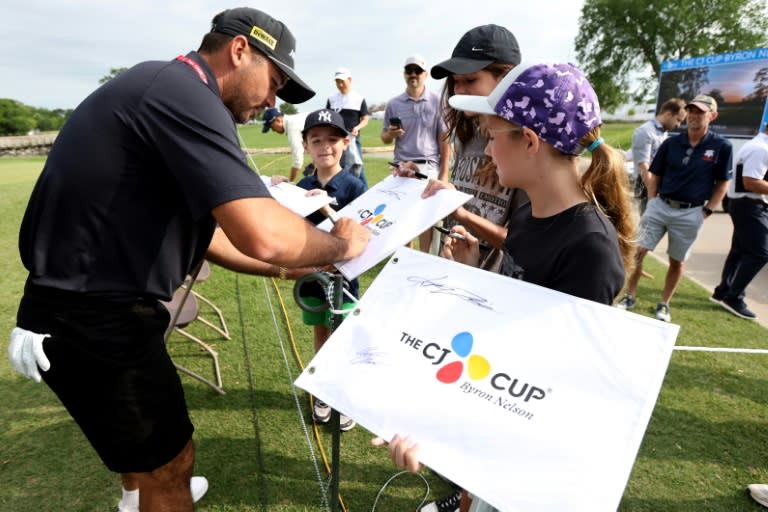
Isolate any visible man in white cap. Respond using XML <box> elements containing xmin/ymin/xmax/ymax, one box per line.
<box><xmin>382</xmin><ymin>54</ymin><xmax>450</xmax><ymax>251</ymax></box>
<box><xmin>327</xmin><ymin>67</ymin><xmax>370</xmax><ymax>186</ymax></box>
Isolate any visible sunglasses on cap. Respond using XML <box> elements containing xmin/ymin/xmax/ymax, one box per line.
<box><xmin>404</xmin><ymin>66</ymin><xmax>425</xmax><ymax>75</ymax></box>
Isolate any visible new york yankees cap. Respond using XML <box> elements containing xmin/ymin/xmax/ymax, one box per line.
<box><xmin>210</xmin><ymin>7</ymin><xmax>315</xmax><ymax>103</ymax></box>
<box><xmin>302</xmin><ymin>109</ymin><xmax>349</xmax><ymax>137</ymax></box>
<box><xmin>431</xmin><ymin>24</ymin><xmax>521</xmax><ymax>79</ymax></box>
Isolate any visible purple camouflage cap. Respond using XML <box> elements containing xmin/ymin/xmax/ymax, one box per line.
<box><xmin>449</xmin><ymin>62</ymin><xmax>601</xmax><ymax>155</ymax></box>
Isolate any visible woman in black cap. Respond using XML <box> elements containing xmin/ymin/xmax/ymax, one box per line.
<box><xmin>424</xmin><ymin>25</ymin><xmax>528</xmax><ymax>272</ymax></box>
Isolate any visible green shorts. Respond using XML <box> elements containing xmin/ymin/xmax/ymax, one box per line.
<box><xmin>300</xmin><ymin>296</ymin><xmax>356</xmax><ymax>328</ymax></box>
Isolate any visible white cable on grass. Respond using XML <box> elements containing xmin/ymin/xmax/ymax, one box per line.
<box><xmin>370</xmin><ymin>470</ymin><xmax>430</xmax><ymax>512</ymax></box>
<box><xmin>260</xmin><ymin>276</ymin><xmax>331</xmax><ymax>511</ymax></box>
<box><xmin>674</xmin><ymin>346</ymin><xmax>768</xmax><ymax>354</ymax></box>
<box><xmin>238</xmin><ymin>131</ymin><xmax>261</xmax><ymax>174</ymax></box>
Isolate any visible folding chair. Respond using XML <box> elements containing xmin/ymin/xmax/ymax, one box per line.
<box><xmin>183</xmin><ymin>260</ymin><xmax>230</xmax><ymax>341</ymax></box>
<box><xmin>162</xmin><ymin>282</ymin><xmax>225</xmax><ymax>395</ymax></box>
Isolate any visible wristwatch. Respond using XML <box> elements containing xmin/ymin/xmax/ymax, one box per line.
<box><xmin>702</xmin><ymin>206</ymin><xmax>713</xmax><ymax>216</ymax></box>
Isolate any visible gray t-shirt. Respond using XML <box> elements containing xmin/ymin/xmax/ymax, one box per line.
<box><xmin>446</xmin><ymin>133</ymin><xmax>515</xmax><ymax>229</ymax></box>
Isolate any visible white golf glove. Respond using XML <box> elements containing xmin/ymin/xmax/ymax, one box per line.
<box><xmin>8</xmin><ymin>327</ymin><xmax>51</xmax><ymax>383</ymax></box>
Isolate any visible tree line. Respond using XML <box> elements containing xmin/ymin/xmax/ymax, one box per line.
<box><xmin>0</xmin><ymin>99</ymin><xmax>72</xmax><ymax>136</ymax></box>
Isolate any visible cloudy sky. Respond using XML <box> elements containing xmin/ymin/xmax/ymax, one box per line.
<box><xmin>1</xmin><ymin>0</ymin><xmax>586</xmax><ymax>113</ymax></box>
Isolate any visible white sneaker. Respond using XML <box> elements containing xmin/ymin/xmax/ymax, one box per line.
<box><xmin>748</xmin><ymin>483</ymin><xmax>768</xmax><ymax>508</ymax></box>
<box><xmin>313</xmin><ymin>399</ymin><xmax>331</xmax><ymax>424</ymax></box>
<box><xmin>117</xmin><ymin>476</ymin><xmax>208</xmax><ymax>511</ymax></box>
<box><xmin>339</xmin><ymin>413</ymin><xmax>356</xmax><ymax>432</ymax></box>
<box><xmin>190</xmin><ymin>476</ymin><xmax>209</xmax><ymax>503</ymax></box>
<box><xmin>655</xmin><ymin>302</ymin><xmax>671</xmax><ymax>322</ymax></box>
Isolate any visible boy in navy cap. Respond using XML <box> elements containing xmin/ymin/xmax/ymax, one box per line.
<box><xmin>286</xmin><ymin>109</ymin><xmax>367</xmax><ymax>430</ymax></box>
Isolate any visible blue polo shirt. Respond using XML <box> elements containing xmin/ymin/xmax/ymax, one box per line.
<box><xmin>650</xmin><ymin>130</ymin><xmax>733</xmax><ymax>203</ymax></box>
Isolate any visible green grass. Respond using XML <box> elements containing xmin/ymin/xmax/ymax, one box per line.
<box><xmin>601</xmin><ymin>121</ymin><xmax>639</xmax><ymax>153</ymax></box>
<box><xmin>2</xmin><ymin>123</ymin><xmax>768</xmax><ymax>511</ymax></box>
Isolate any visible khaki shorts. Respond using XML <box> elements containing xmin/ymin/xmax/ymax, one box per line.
<box><xmin>638</xmin><ymin>197</ymin><xmax>705</xmax><ymax>262</ymax></box>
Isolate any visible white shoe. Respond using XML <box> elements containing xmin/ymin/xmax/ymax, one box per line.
<box><xmin>190</xmin><ymin>476</ymin><xmax>209</xmax><ymax>503</ymax></box>
<box><xmin>117</xmin><ymin>476</ymin><xmax>208</xmax><ymax>511</ymax></box>
<box><xmin>749</xmin><ymin>484</ymin><xmax>768</xmax><ymax>508</ymax></box>
<box><xmin>655</xmin><ymin>302</ymin><xmax>671</xmax><ymax>322</ymax></box>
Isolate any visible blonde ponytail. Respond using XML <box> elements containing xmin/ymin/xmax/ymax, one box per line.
<box><xmin>579</xmin><ymin>128</ymin><xmax>637</xmax><ymax>274</ymax></box>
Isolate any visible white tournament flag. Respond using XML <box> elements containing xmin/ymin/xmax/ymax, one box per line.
<box><xmin>295</xmin><ymin>247</ymin><xmax>679</xmax><ymax>511</ymax></box>
<box><xmin>260</xmin><ymin>176</ymin><xmax>335</xmax><ymax>218</ymax></box>
<box><xmin>316</xmin><ymin>175</ymin><xmax>472</xmax><ymax>280</ymax></box>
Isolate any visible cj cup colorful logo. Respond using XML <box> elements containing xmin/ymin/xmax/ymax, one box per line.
<box><xmin>433</xmin><ymin>331</ymin><xmax>547</xmax><ymax>403</ymax></box>
<box><xmin>358</xmin><ymin>203</ymin><xmax>394</xmax><ymax>236</ymax></box>
<box><xmin>436</xmin><ymin>331</ymin><xmax>490</xmax><ymax>383</ymax></box>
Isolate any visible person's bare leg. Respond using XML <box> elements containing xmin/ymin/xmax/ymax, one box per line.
<box><xmin>661</xmin><ymin>257</ymin><xmax>685</xmax><ymax>304</ymax></box>
<box><xmin>137</xmin><ymin>439</ymin><xmax>195</xmax><ymax>512</ymax></box>
<box><xmin>119</xmin><ymin>473</ymin><xmax>140</xmax><ymax>511</ymax></box>
<box><xmin>122</xmin><ymin>474</ymin><xmax>139</xmax><ymax>491</ymax></box>
<box><xmin>314</xmin><ymin>324</ymin><xmax>330</xmax><ymax>352</ymax></box>
<box><xmin>625</xmin><ymin>248</ymin><xmax>649</xmax><ymax>297</ymax></box>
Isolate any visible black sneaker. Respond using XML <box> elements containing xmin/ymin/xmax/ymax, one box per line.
<box><xmin>720</xmin><ymin>298</ymin><xmax>757</xmax><ymax>320</ymax></box>
<box><xmin>709</xmin><ymin>289</ymin><xmax>726</xmax><ymax>304</ymax></box>
<box><xmin>420</xmin><ymin>489</ymin><xmax>461</xmax><ymax>512</ymax></box>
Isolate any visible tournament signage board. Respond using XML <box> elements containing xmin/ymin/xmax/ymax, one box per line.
<box><xmin>295</xmin><ymin>247</ymin><xmax>679</xmax><ymax>511</ymax></box>
<box><xmin>658</xmin><ymin>47</ymin><xmax>768</xmax><ymax>137</ymax></box>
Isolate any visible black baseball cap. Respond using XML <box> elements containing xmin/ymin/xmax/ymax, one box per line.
<box><xmin>431</xmin><ymin>24</ymin><xmax>521</xmax><ymax>79</ymax></box>
<box><xmin>210</xmin><ymin>7</ymin><xmax>315</xmax><ymax>104</ymax></box>
<box><xmin>302</xmin><ymin>109</ymin><xmax>349</xmax><ymax>137</ymax></box>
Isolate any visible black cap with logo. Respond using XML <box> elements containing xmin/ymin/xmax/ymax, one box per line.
<box><xmin>210</xmin><ymin>7</ymin><xmax>315</xmax><ymax>104</ymax></box>
<box><xmin>431</xmin><ymin>24</ymin><xmax>522</xmax><ymax>79</ymax></box>
<box><xmin>302</xmin><ymin>109</ymin><xmax>349</xmax><ymax>137</ymax></box>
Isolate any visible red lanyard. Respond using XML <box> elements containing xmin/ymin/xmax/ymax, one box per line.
<box><xmin>175</xmin><ymin>55</ymin><xmax>208</xmax><ymax>84</ymax></box>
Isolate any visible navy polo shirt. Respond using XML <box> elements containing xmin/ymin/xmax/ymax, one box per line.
<box><xmin>650</xmin><ymin>130</ymin><xmax>733</xmax><ymax>203</ymax></box>
<box><xmin>297</xmin><ymin>169</ymin><xmax>367</xmax><ymax>226</ymax></box>
<box><xmin>297</xmin><ymin>169</ymin><xmax>366</xmax><ymax>296</ymax></box>
<box><xmin>19</xmin><ymin>51</ymin><xmax>270</xmax><ymax>300</ymax></box>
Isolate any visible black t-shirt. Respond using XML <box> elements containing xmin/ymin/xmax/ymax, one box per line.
<box><xmin>501</xmin><ymin>202</ymin><xmax>625</xmax><ymax>305</ymax></box>
<box><xmin>19</xmin><ymin>52</ymin><xmax>270</xmax><ymax>300</ymax></box>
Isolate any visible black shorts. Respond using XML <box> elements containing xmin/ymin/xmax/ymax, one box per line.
<box><xmin>16</xmin><ymin>283</ymin><xmax>194</xmax><ymax>473</ymax></box>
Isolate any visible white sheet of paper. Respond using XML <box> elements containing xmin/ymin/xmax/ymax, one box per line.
<box><xmin>316</xmin><ymin>175</ymin><xmax>472</xmax><ymax>280</ymax></box>
<box><xmin>295</xmin><ymin>247</ymin><xmax>679</xmax><ymax>512</ymax></box>
<box><xmin>260</xmin><ymin>176</ymin><xmax>334</xmax><ymax>217</ymax></box>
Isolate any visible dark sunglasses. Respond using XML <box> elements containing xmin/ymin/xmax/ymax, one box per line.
<box><xmin>404</xmin><ymin>66</ymin><xmax>425</xmax><ymax>75</ymax></box>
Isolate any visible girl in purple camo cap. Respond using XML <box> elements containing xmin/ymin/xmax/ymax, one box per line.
<box><xmin>444</xmin><ymin>61</ymin><xmax>636</xmax><ymax>301</ymax></box>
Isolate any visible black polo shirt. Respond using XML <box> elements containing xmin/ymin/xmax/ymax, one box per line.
<box><xmin>650</xmin><ymin>130</ymin><xmax>733</xmax><ymax>203</ymax></box>
<box><xmin>19</xmin><ymin>52</ymin><xmax>270</xmax><ymax>300</ymax></box>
